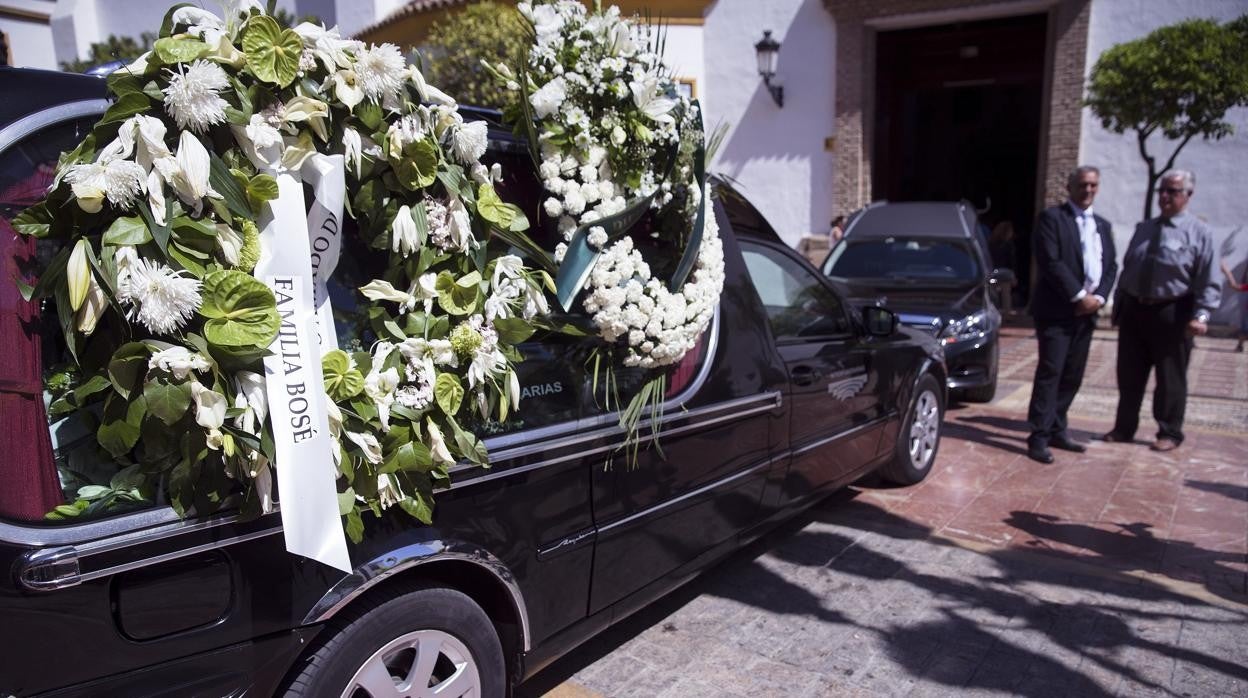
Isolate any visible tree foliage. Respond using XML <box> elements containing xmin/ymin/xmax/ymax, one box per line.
<box><xmin>421</xmin><ymin>2</ymin><xmax>530</xmax><ymax>109</ymax></box>
<box><xmin>61</xmin><ymin>33</ymin><xmax>155</xmax><ymax>73</ymax></box>
<box><xmin>1086</xmin><ymin>16</ymin><xmax>1248</xmax><ymax>218</ymax></box>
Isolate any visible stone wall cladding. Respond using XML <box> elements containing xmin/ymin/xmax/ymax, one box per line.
<box><xmin>825</xmin><ymin>0</ymin><xmax>1091</xmax><ymax>218</ymax></box>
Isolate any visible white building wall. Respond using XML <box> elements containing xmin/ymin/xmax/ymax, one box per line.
<box><xmin>657</xmin><ymin>23</ymin><xmax>704</xmax><ymax>108</ymax></box>
<box><xmin>1082</xmin><ymin>0</ymin><xmax>1248</xmax><ymax>323</ymax></box>
<box><xmin>703</xmin><ymin>0</ymin><xmax>836</xmax><ymax>246</ymax></box>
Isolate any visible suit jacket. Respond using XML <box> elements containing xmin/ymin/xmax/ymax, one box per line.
<box><xmin>1030</xmin><ymin>203</ymin><xmax>1118</xmax><ymax>322</ymax></box>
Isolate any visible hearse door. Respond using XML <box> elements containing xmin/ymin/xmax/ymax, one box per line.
<box><xmin>740</xmin><ymin>241</ymin><xmax>875</xmax><ymax>502</ymax></box>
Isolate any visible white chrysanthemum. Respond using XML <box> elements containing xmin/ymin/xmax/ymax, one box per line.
<box><xmin>452</xmin><ymin>120</ymin><xmax>488</xmax><ymax>165</ymax></box>
<box><xmin>65</xmin><ymin>159</ymin><xmax>147</xmax><ymax>211</ymax></box>
<box><xmin>353</xmin><ymin>43</ymin><xmax>406</xmax><ymax>103</ymax></box>
<box><xmin>162</xmin><ymin>59</ymin><xmax>231</xmax><ymax>133</ymax></box>
<box><xmin>119</xmin><ymin>258</ymin><xmax>202</xmax><ymax>335</ymax></box>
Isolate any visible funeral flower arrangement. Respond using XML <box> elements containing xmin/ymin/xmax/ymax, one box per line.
<box><xmin>18</xmin><ymin>1</ymin><xmax>548</xmax><ymax>544</ymax></box>
<box><xmin>488</xmin><ymin>0</ymin><xmax>724</xmax><ymax>373</ymax></box>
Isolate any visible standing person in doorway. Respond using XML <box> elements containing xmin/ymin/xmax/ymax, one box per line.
<box><xmin>1104</xmin><ymin>170</ymin><xmax>1222</xmax><ymax>451</ymax></box>
<box><xmin>1026</xmin><ymin>166</ymin><xmax>1118</xmax><ymax>463</ymax></box>
<box><xmin>829</xmin><ymin>215</ymin><xmax>846</xmax><ymax>245</ymax></box>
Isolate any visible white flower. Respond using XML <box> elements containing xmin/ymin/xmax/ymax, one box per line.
<box><xmin>293</xmin><ymin>22</ymin><xmax>361</xmax><ymax>72</ymax></box>
<box><xmin>543</xmin><ymin>197</ymin><xmax>564</xmax><ymax>218</ymax></box>
<box><xmin>587</xmin><ymin>226</ymin><xmax>608</xmax><ymax>250</ymax></box>
<box><xmin>190</xmin><ymin>381</ymin><xmax>227</xmax><ymax>431</ymax></box>
<box><xmin>171</xmin><ymin>6</ymin><xmax>227</xmax><ymax>46</ymax></box>
<box><xmin>359</xmin><ymin>279</ymin><xmax>414</xmax><ymax>306</ymax></box>
<box><xmin>630</xmin><ymin>73</ymin><xmax>677</xmax><ymax>125</ymax></box>
<box><xmin>64</xmin><ymin>159</ymin><xmax>146</xmax><ymax>213</ymax></box>
<box><xmin>146</xmin><ymin>169</ymin><xmax>167</xmax><ymax>226</ymax></box>
<box><xmin>364</xmin><ymin>354</ymin><xmax>400</xmax><ymax>432</ymax></box>
<box><xmin>162</xmin><ymin>59</ymin><xmax>231</xmax><ymax>133</ymax></box>
<box><xmin>232</xmin><ymin>370</ymin><xmax>267</xmax><ymax>434</ymax></box>
<box><xmin>427</xmin><ymin>420</ymin><xmax>455</xmax><ymax>466</ymax></box>
<box><xmin>342</xmin><ymin>127</ymin><xmax>362</xmax><ymax>176</ymax></box>
<box><xmin>353</xmin><ymin>43</ymin><xmax>406</xmax><ymax>103</ymax></box>
<box><xmin>446</xmin><ymin>197</ymin><xmax>475</xmax><ymax>253</ymax></box>
<box><xmin>120</xmin><ymin>258</ymin><xmax>203</xmax><ymax>335</ymax></box>
<box><xmin>530</xmin><ymin>77</ymin><xmax>567</xmax><ymax>119</ymax></box>
<box><xmin>377</xmin><ymin>473</ymin><xmax>402</xmax><ymax>509</ymax></box>
<box><xmin>76</xmin><ymin>272</ymin><xmax>107</xmax><ymax>335</ymax></box>
<box><xmin>346</xmin><ymin>431</ymin><xmax>384</xmax><ymax>465</ymax></box>
<box><xmin>491</xmin><ymin>255</ymin><xmax>523</xmax><ymax>292</ymax></box>
<box><xmin>452</xmin><ymin>120</ymin><xmax>488</xmax><ymax>165</ymax></box>
<box><xmin>149</xmin><ymin>346</ymin><xmax>212</xmax><ymax>380</ymax></box>
<box><xmin>391</xmin><ymin>205</ymin><xmax>419</xmax><ymax>257</ymax></box>
<box><xmin>332</xmin><ymin>69</ymin><xmax>366</xmax><ymax>110</ymax></box>
<box><xmin>507</xmin><ymin>369</ymin><xmax>521</xmax><ymax>411</ymax></box>
<box><xmin>169</xmin><ymin>131</ymin><xmax>218</xmax><ymax>211</ymax></box>
<box><xmin>244</xmin><ymin>113</ymin><xmax>281</xmax><ymax>150</ymax></box>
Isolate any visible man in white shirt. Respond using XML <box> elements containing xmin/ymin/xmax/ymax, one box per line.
<box><xmin>1025</xmin><ymin>166</ymin><xmax>1118</xmax><ymax>463</ymax></box>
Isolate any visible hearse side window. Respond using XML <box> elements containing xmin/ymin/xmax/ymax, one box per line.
<box><xmin>741</xmin><ymin>242</ymin><xmax>850</xmax><ymax>340</ymax></box>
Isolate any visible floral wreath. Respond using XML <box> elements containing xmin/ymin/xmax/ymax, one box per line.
<box><xmin>487</xmin><ymin>0</ymin><xmax>725</xmax><ymax>372</ymax></box>
<box><xmin>18</xmin><ymin>1</ymin><xmax>549</xmax><ymax>556</ymax></box>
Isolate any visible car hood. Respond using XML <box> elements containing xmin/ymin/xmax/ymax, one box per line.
<box><xmin>834</xmin><ymin>279</ymin><xmax>985</xmax><ymax>333</ymax></box>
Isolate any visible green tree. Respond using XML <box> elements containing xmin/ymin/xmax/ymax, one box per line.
<box><xmin>61</xmin><ymin>33</ymin><xmax>155</xmax><ymax>73</ymax></box>
<box><xmin>421</xmin><ymin>1</ymin><xmax>529</xmax><ymax>109</ymax></box>
<box><xmin>1086</xmin><ymin>16</ymin><xmax>1248</xmax><ymax>219</ymax></box>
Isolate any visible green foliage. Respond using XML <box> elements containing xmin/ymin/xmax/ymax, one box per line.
<box><xmin>60</xmin><ymin>33</ymin><xmax>155</xmax><ymax>73</ymax></box>
<box><xmin>198</xmin><ymin>269</ymin><xmax>281</xmax><ymax>347</ymax></box>
<box><xmin>421</xmin><ymin>2</ymin><xmax>530</xmax><ymax>109</ymax></box>
<box><xmin>1086</xmin><ymin>15</ymin><xmax>1248</xmax><ymax>217</ymax></box>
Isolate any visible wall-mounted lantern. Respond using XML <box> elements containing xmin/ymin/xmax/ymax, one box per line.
<box><xmin>754</xmin><ymin>30</ymin><xmax>783</xmax><ymax>108</ymax></box>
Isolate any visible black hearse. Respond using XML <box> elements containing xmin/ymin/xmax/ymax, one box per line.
<box><xmin>0</xmin><ymin>68</ymin><xmax>946</xmax><ymax>696</ymax></box>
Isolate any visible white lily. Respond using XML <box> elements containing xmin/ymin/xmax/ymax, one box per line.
<box><xmin>215</xmin><ymin>224</ymin><xmax>243</xmax><ymax>265</ymax></box>
<box><xmin>253</xmin><ymin>459</ymin><xmax>274</xmax><ymax>513</ymax></box>
<box><xmin>364</xmin><ymin>349</ymin><xmax>400</xmax><ymax>432</ymax></box>
<box><xmin>148</xmin><ymin>346</ymin><xmax>212</xmax><ymax>380</ymax></box>
<box><xmin>630</xmin><ymin>74</ymin><xmax>677</xmax><ymax>125</ymax></box>
<box><xmin>293</xmin><ymin>22</ymin><xmax>359</xmax><ymax>72</ymax></box>
<box><xmin>342</xmin><ymin>127</ymin><xmax>362</xmax><ymax>176</ymax></box>
<box><xmin>170</xmin><ymin>131</ymin><xmax>217</xmax><ymax>211</ymax></box>
<box><xmin>359</xmin><ymin>279</ymin><xmax>414</xmax><ymax>306</ymax></box>
<box><xmin>391</xmin><ymin>205</ymin><xmax>419</xmax><ymax>257</ymax></box>
<box><xmin>427</xmin><ymin>420</ymin><xmax>455</xmax><ymax>466</ymax></box>
<box><xmin>326</xmin><ymin>399</ymin><xmax>343</xmax><ymax>439</ymax></box>
<box><xmin>75</xmin><ymin>272</ymin><xmax>107</xmax><ymax>335</ymax></box>
<box><xmin>507</xmin><ymin>369</ymin><xmax>521</xmax><ymax>411</ymax></box>
<box><xmin>171</xmin><ymin>6</ymin><xmax>227</xmax><ymax>45</ymax></box>
<box><xmin>377</xmin><ymin>472</ymin><xmax>402</xmax><ymax>509</ymax></box>
<box><xmin>190</xmin><ymin>381</ymin><xmax>228</xmax><ymax>450</ymax></box>
<box><xmin>66</xmin><ymin>238</ymin><xmax>91</xmax><ymax>311</ymax></box>
<box><xmin>345</xmin><ymin>430</ymin><xmax>384</xmax><ymax>465</ymax></box>
<box><xmin>282</xmin><ymin>96</ymin><xmax>330</xmax><ymax>141</ymax></box>
<box><xmin>146</xmin><ymin>169</ymin><xmax>167</xmax><ymax>226</ymax></box>
<box><xmin>244</xmin><ymin>114</ymin><xmax>281</xmax><ymax>150</ymax></box>
<box><xmin>446</xmin><ymin>197</ymin><xmax>475</xmax><ymax>253</ymax></box>
<box><xmin>491</xmin><ymin>255</ymin><xmax>523</xmax><ymax>292</ymax></box>
<box><xmin>232</xmin><ymin>370</ymin><xmax>267</xmax><ymax>434</ymax></box>
<box><xmin>132</xmin><ymin>115</ymin><xmax>172</xmax><ymax>171</ymax></box>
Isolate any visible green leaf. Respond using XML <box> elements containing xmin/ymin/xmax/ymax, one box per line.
<box><xmin>337</xmin><ymin>488</ymin><xmax>356</xmax><ymax>516</ymax></box>
<box><xmin>448</xmin><ymin>418</ymin><xmax>489</xmax><ymax>466</ymax></box>
<box><xmin>73</xmin><ymin>374</ymin><xmax>113</xmax><ymax>403</ymax></box>
<box><xmin>12</xmin><ymin>203</ymin><xmax>53</xmax><ymax>239</ymax></box>
<box><xmin>396</xmin><ymin>140</ymin><xmax>438</xmax><ymax>190</ymax></box>
<box><xmin>434</xmin><ymin>373</ymin><xmax>464</xmax><ymax>416</ymax></box>
<box><xmin>322</xmin><ymin>349</ymin><xmax>365</xmax><ymax>401</ymax></box>
<box><xmin>435</xmin><ymin>271</ymin><xmax>480</xmax><ymax>316</ymax></box>
<box><xmin>344</xmin><ymin>508</ymin><xmax>365</xmax><ymax>543</ymax></box>
<box><xmin>357</xmin><ymin>102</ymin><xmax>383</xmax><ymax>130</ymax></box>
<box><xmin>241</xmin><ymin>15</ymin><xmax>303</xmax><ymax>88</ymax></box>
<box><xmin>493</xmin><ymin>317</ymin><xmax>536</xmax><ymax>345</ymax></box>
<box><xmin>209</xmin><ymin>152</ymin><xmax>253</xmax><ymax>221</ymax></box>
<box><xmin>143</xmin><ymin>379</ymin><xmax>192</xmax><ymax>425</ymax></box>
<box><xmin>98</xmin><ymin>394</ymin><xmax>145</xmax><ymax>458</ymax></box>
<box><xmin>399</xmin><ymin>494</ymin><xmax>433</xmax><ymax>524</ymax></box>
<box><xmin>153</xmin><ymin>36</ymin><xmax>209</xmax><ymax>64</ymax></box>
<box><xmin>477</xmin><ymin>183</ymin><xmax>518</xmax><ymax>228</ymax></box>
<box><xmin>99</xmin><ymin>92</ymin><xmax>151</xmax><ymax>125</ymax></box>
<box><xmin>102</xmin><ymin>215</ymin><xmax>152</xmax><ymax>246</ymax></box>
<box><xmin>246</xmin><ymin>173</ymin><xmax>279</xmax><ymax>213</ymax></box>
<box><xmin>108</xmin><ymin>342</ymin><xmax>151</xmax><ymax>399</ymax></box>
<box><xmin>136</xmin><ymin>199</ymin><xmax>171</xmax><ymax>257</ymax></box>
<box><xmin>199</xmin><ymin>269</ymin><xmax>280</xmax><ymax>348</ymax></box>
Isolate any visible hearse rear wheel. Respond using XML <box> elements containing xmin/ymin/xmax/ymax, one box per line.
<box><xmin>879</xmin><ymin>373</ymin><xmax>943</xmax><ymax>485</ymax></box>
<box><xmin>284</xmin><ymin>585</ymin><xmax>505</xmax><ymax>698</ymax></box>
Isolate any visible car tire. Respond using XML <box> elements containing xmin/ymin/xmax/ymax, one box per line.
<box><xmin>959</xmin><ymin>376</ymin><xmax>997</xmax><ymax>403</ymax></box>
<box><xmin>880</xmin><ymin>373</ymin><xmax>943</xmax><ymax>485</ymax></box>
<box><xmin>283</xmin><ymin>584</ymin><xmax>506</xmax><ymax>698</ymax></box>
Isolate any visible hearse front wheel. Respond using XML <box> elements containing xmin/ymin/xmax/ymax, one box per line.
<box><xmin>879</xmin><ymin>373</ymin><xmax>943</xmax><ymax>485</ymax></box>
<box><xmin>284</xmin><ymin>585</ymin><xmax>505</xmax><ymax>698</ymax></box>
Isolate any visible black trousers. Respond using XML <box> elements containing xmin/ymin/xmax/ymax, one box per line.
<box><xmin>1112</xmin><ymin>295</ymin><xmax>1194</xmax><ymax>443</ymax></box>
<box><xmin>1027</xmin><ymin>315</ymin><xmax>1095</xmax><ymax>446</ymax></box>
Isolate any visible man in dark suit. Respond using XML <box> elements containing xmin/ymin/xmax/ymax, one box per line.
<box><xmin>1026</xmin><ymin>166</ymin><xmax>1118</xmax><ymax>463</ymax></box>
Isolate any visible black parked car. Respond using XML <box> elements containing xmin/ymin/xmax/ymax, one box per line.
<box><xmin>0</xmin><ymin>68</ymin><xmax>946</xmax><ymax>697</ymax></box>
<box><xmin>822</xmin><ymin>201</ymin><xmax>1014</xmax><ymax>403</ymax></box>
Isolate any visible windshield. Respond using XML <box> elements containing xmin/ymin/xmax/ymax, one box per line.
<box><xmin>824</xmin><ymin>237</ymin><xmax>981</xmax><ymax>283</ymax></box>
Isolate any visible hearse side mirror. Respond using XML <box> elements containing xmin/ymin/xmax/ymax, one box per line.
<box><xmin>862</xmin><ymin>306</ymin><xmax>898</xmax><ymax>337</ymax></box>
<box><xmin>989</xmin><ymin>268</ymin><xmax>1017</xmax><ymax>286</ymax></box>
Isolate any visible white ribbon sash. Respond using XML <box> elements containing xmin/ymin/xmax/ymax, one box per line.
<box><xmin>254</xmin><ymin>154</ymin><xmax>351</xmax><ymax>574</ymax></box>
<box><xmin>301</xmin><ymin>155</ymin><xmax>344</xmax><ymax>349</ymax></box>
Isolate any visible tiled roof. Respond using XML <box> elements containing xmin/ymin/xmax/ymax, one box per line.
<box><xmin>355</xmin><ymin>0</ymin><xmax>474</xmax><ymax>38</ymax></box>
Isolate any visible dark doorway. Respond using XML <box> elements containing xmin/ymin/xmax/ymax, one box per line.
<box><xmin>874</xmin><ymin>13</ymin><xmax>1047</xmax><ymax>300</ymax></box>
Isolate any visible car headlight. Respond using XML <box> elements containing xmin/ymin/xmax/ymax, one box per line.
<box><xmin>940</xmin><ymin>310</ymin><xmax>992</xmax><ymax>345</ymax></box>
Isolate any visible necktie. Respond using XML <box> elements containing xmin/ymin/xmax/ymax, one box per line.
<box><xmin>1137</xmin><ymin>219</ymin><xmax>1165</xmax><ymax>299</ymax></box>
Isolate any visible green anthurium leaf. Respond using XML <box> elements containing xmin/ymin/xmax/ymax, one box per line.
<box><xmin>434</xmin><ymin>373</ymin><xmax>463</xmax><ymax>416</ymax></box>
<box><xmin>476</xmin><ymin>183</ymin><xmax>516</xmax><ymax>228</ymax></box>
<box><xmin>435</xmin><ymin>271</ymin><xmax>480</xmax><ymax>316</ymax></box>
<box><xmin>101</xmin><ymin>215</ymin><xmax>151</xmax><ymax>246</ymax></box>
<box><xmin>396</xmin><ymin>140</ymin><xmax>438</xmax><ymax>190</ymax></box>
<box><xmin>198</xmin><ymin>268</ymin><xmax>280</xmax><ymax>348</ymax></box>
<box><xmin>322</xmin><ymin>349</ymin><xmax>365</xmax><ymax>401</ymax></box>
<box><xmin>143</xmin><ymin>379</ymin><xmax>192</xmax><ymax>426</ymax></box>
<box><xmin>97</xmin><ymin>394</ymin><xmax>146</xmax><ymax>459</ymax></box>
<box><xmin>492</xmin><ymin>317</ymin><xmax>536</xmax><ymax>345</ymax></box>
<box><xmin>241</xmin><ymin>15</ymin><xmax>303</xmax><ymax>87</ymax></box>
<box><xmin>108</xmin><ymin>342</ymin><xmax>151</xmax><ymax>400</ymax></box>
<box><xmin>153</xmin><ymin>36</ymin><xmax>209</xmax><ymax>64</ymax></box>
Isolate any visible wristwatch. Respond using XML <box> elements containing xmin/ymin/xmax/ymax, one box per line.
<box><xmin>1195</xmin><ymin>311</ymin><xmax>1210</xmax><ymax>324</ymax></box>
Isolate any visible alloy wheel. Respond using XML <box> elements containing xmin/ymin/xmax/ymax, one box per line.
<box><xmin>341</xmin><ymin>629</ymin><xmax>481</xmax><ymax>698</ymax></box>
<box><xmin>907</xmin><ymin>389</ymin><xmax>940</xmax><ymax>470</ymax></box>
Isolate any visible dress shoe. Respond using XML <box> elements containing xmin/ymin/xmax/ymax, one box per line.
<box><xmin>1027</xmin><ymin>445</ymin><xmax>1055</xmax><ymax>464</ymax></box>
<box><xmin>1150</xmin><ymin>438</ymin><xmax>1180</xmax><ymax>452</ymax></box>
<box><xmin>1050</xmin><ymin>437</ymin><xmax>1087</xmax><ymax>453</ymax></box>
<box><xmin>1099</xmin><ymin>432</ymin><xmax>1131</xmax><ymax>443</ymax></box>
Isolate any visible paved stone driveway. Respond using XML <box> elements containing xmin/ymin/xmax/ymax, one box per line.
<box><xmin>521</xmin><ymin>327</ymin><xmax>1248</xmax><ymax>697</ymax></box>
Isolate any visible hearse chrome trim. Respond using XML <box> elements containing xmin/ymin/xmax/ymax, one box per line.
<box><xmin>792</xmin><ymin>415</ymin><xmax>891</xmax><ymax>456</ymax></box>
<box><xmin>302</xmin><ymin>540</ymin><xmax>532</xmax><ymax>652</ymax></box>
<box><xmin>598</xmin><ymin>456</ymin><xmax>780</xmax><ymax>534</ymax></box>
<box><xmin>0</xmin><ymin>99</ymin><xmax>109</xmax><ymax>154</ymax></box>
<box><xmin>448</xmin><ymin>390</ymin><xmax>783</xmax><ymax>490</ymax></box>
<box><xmin>16</xmin><ymin>526</ymin><xmax>283</xmax><ymax>592</ymax></box>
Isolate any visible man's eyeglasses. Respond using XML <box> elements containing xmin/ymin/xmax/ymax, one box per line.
<box><xmin>1156</xmin><ymin>186</ymin><xmax>1187</xmax><ymax>195</ymax></box>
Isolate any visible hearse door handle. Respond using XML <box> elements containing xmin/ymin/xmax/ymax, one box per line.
<box><xmin>791</xmin><ymin>365</ymin><xmax>822</xmax><ymax>386</ymax></box>
<box><xmin>16</xmin><ymin>546</ymin><xmax>82</xmax><ymax>591</ymax></box>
